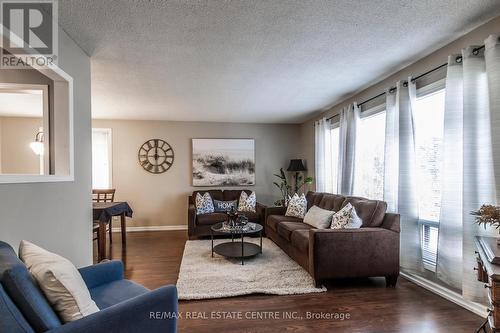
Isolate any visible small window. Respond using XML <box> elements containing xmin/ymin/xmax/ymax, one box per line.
<box><xmin>353</xmin><ymin>108</ymin><xmax>386</xmax><ymax>200</ymax></box>
<box><xmin>92</xmin><ymin>128</ymin><xmax>112</xmax><ymax>189</ymax></box>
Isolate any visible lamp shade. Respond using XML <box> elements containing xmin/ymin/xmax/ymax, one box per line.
<box><xmin>287</xmin><ymin>159</ymin><xmax>306</xmax><ymax>172</ymax></box>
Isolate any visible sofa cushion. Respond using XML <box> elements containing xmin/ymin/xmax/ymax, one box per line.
<box><xmin>277</xmin><ymin>222</ymin><xmax>314</xmax><ymax>241</ymax></box>
<box><xmin>0</xmin><ymin>241</ymin><xmax>61</xmax><ymax>332</ymax></box>
<box><xmin>317</xmin><ymin>194</ymin><xmax>345</xmax><ymax>212</ymax></box>
<box><xmin>342</xmin><ymin>196</ymin><xmax>387</xmax><ymax>227</ymax></box>
<box><xmin>266</xmin><ymin>215</ymin><xmax>303</xmax><ymax>232</ymax></box>
<box><xmin>291</xmin><ymin>230</ymin><xmax>310</xmax><ymax>253</ymax></box>
<box><xmin>239</xmin><ymin>211</ymin><xmax>260</xmax><ymax>223</ymax></box>
<box><xmin>0</xmin><ymin>284</ymin><xmax>34</xmax><ymax>333</ymax></box>
<box><xmin>306</xmin><ymin>191</ymin><xmax>325</xmax><ymax>210</ymax></box>
<box><xmin>89</xmin><ymin>279</ymin><xmax>149</xmax><ymax>310</ymax></box>
<box><xmin>223</xmin><ymin>190</ymin><xmax>251</xmax><ymax>201</ymax></box>
<box><xmin>192</xmin><ymin>190</ymin><xmax>223</xmax><ymax>201</ymax></box>
<box><xmin>196</xmin><ymin>213</ymin><xmax>228</xmax><ymax>226</ymax></box>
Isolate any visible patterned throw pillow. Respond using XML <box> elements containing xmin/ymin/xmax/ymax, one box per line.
<box><xmin>213</xmin><ymin>200</ymin><xmax>237</xmax><ymax>212</ymax></box>
<box><xmin>330</xmin><ymin>203</ymin><xmax>363</xmax><ymax>229</ymax></box>
<box><xmin>285</xmin><ymin>193</ymin><xmax>307</xmax><ymax>219</ymax></box>
<box><xmin>195</xmin><ymin>192</ymin><xmax>215</xmax><ymax>215</ymax></box>
<box><xmin>238</xmin><ymin>191</ymin><xmax>257</xmax><ymax>212</ymax></box>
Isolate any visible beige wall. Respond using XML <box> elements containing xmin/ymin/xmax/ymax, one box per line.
<box><xmin>0</xmin><ymin>117</ymin><xmax>43</xmax><ymax>174</ymax></box>
<box><xmin>93</xmin><ymin>119</ymin><xmax>301</xmax><ymax>228</ymax></box>
<box><xmin>0</xmin><ymin>29</ymin><xmax>92</xmax><ymax>267</ymax></box>
<box><xmin>300</xmin><ymin>16</ymin><xmax>500</xmax><ymax>182</ymax></box>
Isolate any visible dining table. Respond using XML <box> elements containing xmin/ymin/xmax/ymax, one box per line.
<box><xmin>92</xmin><ymin>201</ymin><xmax>133</xmax><ymax>261</ymax></box>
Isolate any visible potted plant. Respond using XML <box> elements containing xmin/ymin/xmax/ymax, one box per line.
<box><xmin>472</xmin><ymin>204</ymin><xmax>500</xmax><ymax>244</ymax></box>
<box><xmin>272</xmin><ymin>168</ymin><xmax>313</xmax><ymax>206</ymax></box>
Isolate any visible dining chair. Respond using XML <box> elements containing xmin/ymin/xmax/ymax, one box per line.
<box><xmin>92</xmin><ymin>189</ymin><xmax>116</xmax><ymax>243</ymax></box>
<box><xmin>92</xmin><ymin>222</ymin><xmax>101</xmax><ymax>258</ymax></box>
<box><xmin>92</xmin><ymin>189</ymin><xmax>116</xmax><ymax>203</ymax></box>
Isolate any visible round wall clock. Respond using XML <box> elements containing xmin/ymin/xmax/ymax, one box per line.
<box><xmin>138</xmin><ymin>139</ymin><xmax>174</xmax><ymax>174</ymax></box>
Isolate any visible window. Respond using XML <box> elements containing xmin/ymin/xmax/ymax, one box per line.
<box><xmin>421</xmin><ymin>224</ymin><xmax>439</xmax><ymax>271</ymax></box>
<box><xmin>330</xmin><ymin>123</ymin><xmax>340</xmax><ymax>192</ymax></box>
<box><xmin>414</xmin><ymin>84</ymin><xmax>446</xmax><ymax>270</ymax></box>
<box><xmin>92</xmin><ymin>128</ymin><xmax>112</xmax><ymax>189</ymax></box>
<box><xmin>353</xmin><ymin>107</ymin><xmax>386</xmax><ymax>200</ymax></box>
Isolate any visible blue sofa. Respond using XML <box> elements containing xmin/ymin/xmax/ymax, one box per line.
<box><xmin>0</xmin><ymin>241</ymin><xmax>178</xmax><ymax>333</ymax></box>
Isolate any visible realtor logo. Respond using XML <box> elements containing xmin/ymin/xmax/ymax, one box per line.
<box><xmin>0</xmin><ymin>0</ymin><xmax>58</xmax><ymax>69</ymax></box>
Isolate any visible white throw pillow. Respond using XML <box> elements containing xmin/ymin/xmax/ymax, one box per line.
<box><xmin>303</xmin><ymin>205</ymin><xmax>335</xmax><ymax>229</ymax></box>
<box><xmin>19</xmin><ymin>240</ymin><xmax>99</xmax><ymax>323</ymax></box>
<box><xmin>285</xmin><ymin>193</ymin><xmax>307</xmax><ymax>219</ymax></box>
<box><xmin>238</xmin><ymin>191</ymin><xmax>257</xmax><ymax>212</ymax></box>
<box><xmin>195</xmin><ymin>192</ymin><xmax>215</xmax><ymax>215</ymax></box>
<box><xmin>330</xmin><ymin>203</ymin><xmax>363</xmax><ymax>229</ymax></box>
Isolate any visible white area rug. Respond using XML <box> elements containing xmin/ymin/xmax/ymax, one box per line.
<box><xmin>176</xmin><ymin>237</ymin><xmax>326</xmax><ymax>300</ymax></box>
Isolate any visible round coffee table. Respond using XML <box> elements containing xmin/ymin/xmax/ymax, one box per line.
<box><xmin>210</xmin><ymin>222</ymin><xmax>263</xmax><ymax>265</ymax></box>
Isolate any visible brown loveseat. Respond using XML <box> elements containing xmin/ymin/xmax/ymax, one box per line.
<box><xmin>188</xmin><ymin>189</ymin><xmax>266</xmax><ymax>239</ymax></box>
<box><xmin>266</xmin><ymin>191</ymin><xmax>400</xmax><ymax>287</ymax></box>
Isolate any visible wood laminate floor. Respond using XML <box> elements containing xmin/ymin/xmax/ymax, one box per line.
<box><xmin>94</xmin><ymin>231</ymin><xmax>484</xmax><ymax>333</ymax></box>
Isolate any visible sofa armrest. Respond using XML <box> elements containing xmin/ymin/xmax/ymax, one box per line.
<box><xmin>309</xmin><ymin>228</ymin><xmax>400</xmax><ymax>281</ymax></box>
<box><xmin>188</xmin><ymin>197</ymin><xmax>196</xmax><ymax>237</ymax></box>
<box><xmin>78</xmin><ymin>260</ymin><xmax>124</xmax><ymax>289</ymax></box>
<box><xmin>381</xmin><ymin>213</ymin><xmax>400</xmax><ymax>233</ymax></box>
<box><xmin>255</xmin><ymin>202</ymin><xmax>267</xmax><ymax>225</ymax></box>
<box><xmin>264</xmin><ymin>206</ymin><xmax>287</xmax><ymax>220</ymax></box>
<box><xmin>48</xmin><ymin>285</ymin><xmax>178</xmax><ymax>333</ymax></box>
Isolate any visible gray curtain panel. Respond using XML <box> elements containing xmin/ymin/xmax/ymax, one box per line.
<box><xmin>337</xmin><ymin>103</ymin><xmax>359</xmax><ymax>195</ymax></box>
<box><xmin>314</xmin><ymin>117</ymin><xmax>333</xmax><ymax>193</ymax></box>
<box><xmin>383</xmin><ymin>80</ymin><xmax>423</xmax><ymax>275</ymax></box>
<box><xmin>437</xmin><ymin>37</ymin><xmax>500</xmax><ymax>303</ymax></box>
<box><xmin>436</xmin><ymin>55</ymin><xmax>464</xmax><ymax>291</ymax></box>
<box><xmin>461</xmin><ymin>44</ymin><xmax>497</xmax><ymax>303</ymax></box>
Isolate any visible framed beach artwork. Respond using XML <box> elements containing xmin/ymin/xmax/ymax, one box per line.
<box><xmin>192</xmin><ymin>139</ymin><xmax>255</xmax><ymax>186</ymax></box>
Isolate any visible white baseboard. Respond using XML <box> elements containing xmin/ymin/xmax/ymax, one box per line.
<box><xmin>401</xmin><ymin>272</ymin><xmax>487</xmax><ymax>317</ymax></box>
<box><xmin>111</xmin><ymin>225</ymin><xmax>187</xmax><ymax>232</ymax></box>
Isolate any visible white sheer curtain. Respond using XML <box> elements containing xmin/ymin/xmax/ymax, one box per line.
<box><xmin>436</xmin><ymin>55</ymin><xmax>463</xmax><ymax>290</ymax></box>
<box><xmin>315</xmin><ymin>117</ymin><xmax>333</xmax><ymax>192</ymax></box>
<box><xmin>337</xmin><ymin>103</ymin><xmax>359</xmax><ymax>195</ymax></box>
<box><xmin>486</xmin><ymin>34</ymin><xmax>500</xmax><ymax>212</ymax></box>
<box><xmin>436</xmin><ymin>36</ymin><xmax>499</xmax><ymax>303</ymax></box>
<box><xmin>384</xmin><ymin>80</ymin><xmax>423</xmax><ymax>274</ymax></box>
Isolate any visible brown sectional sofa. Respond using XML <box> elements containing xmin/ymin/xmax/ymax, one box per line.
<box><xmin>188</xmin><ymin>189</ymin><xmax>266</xmax><ymax>239</ymax></box>
<box><xmin>265</xmin><ymin>191</ymin><xmax>400</xmax><ymax>287</ymax></box>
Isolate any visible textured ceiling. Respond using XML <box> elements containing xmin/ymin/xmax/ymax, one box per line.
<box><xmin>59</xmin><ymin>0</ymin><xmax>500</xmax><ymax>123</ymax></box>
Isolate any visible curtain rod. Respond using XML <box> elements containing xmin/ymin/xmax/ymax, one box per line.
<box><xmin>323</xmin><ymin>44</ymin><xmax>487</xmax><ymax>122</ymax></box>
